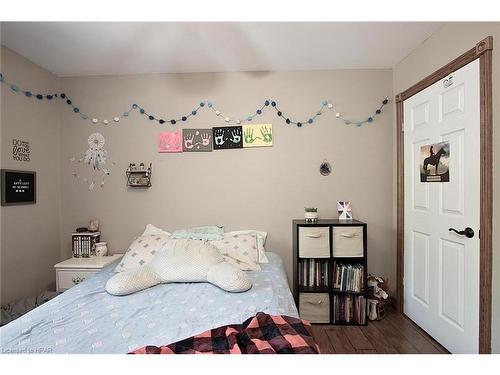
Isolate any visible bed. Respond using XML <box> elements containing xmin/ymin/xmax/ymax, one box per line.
<box><xmin>0</xmin><ymin>252</ymin><xmax>298</xmax><ymax>354</ymax></box>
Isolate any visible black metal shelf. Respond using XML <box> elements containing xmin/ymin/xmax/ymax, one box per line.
<box><xmin>126</xmin><ymin>163</ymin><xmax>152</xmax><ymax>188</ymax></box>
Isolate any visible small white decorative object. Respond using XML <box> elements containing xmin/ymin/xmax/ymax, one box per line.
<box><xmin>95</xmin><ymin>242</ymin><xmax>108</xmax><ymax>257</ymax></box>
<box><xmin>367</xmin><ymin>299</ymin><xmax>378</xmax><ymax>321</ymax></box>
<box><xmin>304</xmin><ymin>207</ymin><xmax>318</xmax><ymax>222</ymax></box>
<box><xmin>215</xmin><ymin>110</ymin><xmax>221</xmax><ymax>116</ymax></box>
<box><xmin>225</xmin><ymin>117</ymin><xmax>230</xmax><ymax>122</ymax></box>
<box><xmin>335</xmin><ymin>112</ymin><xmax>341</xmax><ymax>118</ymax></box>
<box><xmin>327</xmin><ymin>103</ymin><xmax>333</xmax><ymax>109</ymax></box>
<box><xmin>337</xmin><ymin>201</ymin><xmax>352</xmax><ymax>220</ymax></box>
<box><xmin>103</xmin><ymin>119</ymin><xmax>109</xmax><ymax>125</ymax></box>
<box><xmin>89</xmin><ymin>219</ymin><xmax>99</xmax><ymax>232</ymax></box>
<box><xmin>92</xmin><ymin>118</ymin><xmax>99</xmax><ymax>124</ymax></box>
<box><xmin>114</xmin><ymin>117</ymin><xmax>120</xmax><ymax>122</ymax></box>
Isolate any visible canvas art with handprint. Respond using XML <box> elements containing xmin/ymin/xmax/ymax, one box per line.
<box><xmin>158</xmin><ymin>131</ymin><xmax>183</xmax><ymax>153</ymax></box>
<box><xmin>242</xmin><ymin>124</ymin><xmax>273</xmax><ymax>148</ymax></box>
<box><xmin>212</xmin><ymin>126</ymin><xmax>243</xmax><ymax>150</ymax></box>
<box><xmin>182</xmin><ymin>129</ymin><xmax>213</xmax><ymax>152</ymax></box>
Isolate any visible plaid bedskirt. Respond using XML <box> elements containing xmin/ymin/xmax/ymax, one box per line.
<box><xmin>130</xmin><ymin>312</ymin><xmax>320</xmax><ymax>354</ymax></box>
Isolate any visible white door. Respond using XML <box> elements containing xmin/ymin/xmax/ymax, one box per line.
<box><xmin>403</xmin><ymin>59</ymin><xmax>480</xmax><ymax>353</ymax></box>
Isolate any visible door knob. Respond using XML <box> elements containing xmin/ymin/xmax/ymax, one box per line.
<box><xmin>449</xmin><ymin>227</ymin><xmax>474</xmax><ymax>238</ymax></box>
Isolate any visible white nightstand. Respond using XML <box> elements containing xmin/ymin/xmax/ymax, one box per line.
<box><xmin>54</xmin><ymin>254</ymin><xmax>123</xmax><ymax>292</ymax></box>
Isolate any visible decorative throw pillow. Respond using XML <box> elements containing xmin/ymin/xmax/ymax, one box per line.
<box><xmin>225</xmin><ymin>230</ymin><xmax>269</xmax><ymax>263</ymax></box>
<box><xmin>142</xmin><ymin>224</ymin><xmax>171</xmax><ymax>237</ymax></box>
<box><xmin>211</xmin><ymin>233</ymin><xmax>261</xmax><ymax>271</ymax></box>
<box><xmin>106</xmin><ymin>239</ymin><xmax>252</xmax><ymax>295</ymax></box>
<box><xmin>114</xmin><ymin>234</ymin><xmax>170</xmax><ymax>272</ymax></box>
<box><xmin>172</xmin><ymin>225</ymin><xmax>224</xmax><ymax>241</ymax></box>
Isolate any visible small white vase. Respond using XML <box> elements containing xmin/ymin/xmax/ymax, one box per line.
<box><xmin>304</xmin><ymin>211</ymin><xmax>318</xmax><ymax>222</ymax></box>
<box><xmin>95</xmin><ymin>242</ymin><xmax>108</xmax><ymax>257</ymax></box>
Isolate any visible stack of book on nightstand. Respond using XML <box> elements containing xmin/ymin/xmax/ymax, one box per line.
<box><xmin>72</xmin><ymin>232</ymin><xmax>100</xmax><ymax>257</ymax></box>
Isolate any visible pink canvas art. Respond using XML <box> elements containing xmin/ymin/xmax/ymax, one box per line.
<box><xmin>158</xmin><ymin>132</ymin><xmax>183</xmax><ymax>153</ymax></box>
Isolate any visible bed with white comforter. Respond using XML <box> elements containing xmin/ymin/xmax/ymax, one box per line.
<box><xmin>0</xmin><ymin>252</ymin><xmax>297</xmax><ymax>354</ymax></box>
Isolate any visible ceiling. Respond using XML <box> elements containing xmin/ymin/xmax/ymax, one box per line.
<box><xmin>1</xmin><ymin>22</ymin><xmax>443</xmax><ymax>76</ymax></box>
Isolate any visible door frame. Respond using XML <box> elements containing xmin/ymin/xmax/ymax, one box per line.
<box><xmin>395</xmin><ymin>36</ymin><xmax>493</xmax><ymax>354</ymax></box>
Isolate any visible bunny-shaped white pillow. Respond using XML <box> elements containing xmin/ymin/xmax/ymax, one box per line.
<box><xmin>106</xmin><ymin>239</ymin><xmax>252</xmax><ymax>295</ymax></box>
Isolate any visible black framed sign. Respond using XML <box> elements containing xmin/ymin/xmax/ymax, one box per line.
<box><xmin>1</xmin><ymin>169</ymin><xmax>36</xmax><ymax>206</ymax></box>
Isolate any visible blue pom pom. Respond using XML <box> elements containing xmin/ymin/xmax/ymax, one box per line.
<box><xmin>368</xmin><ymin>117</ymin><xmax>373</xmax><ymax>122</ymax></box>
<box><xmin>140</xmin><ymin>108</ymin><xmax>145</xmax><ymax>114</ymax></box>
<box><xmin>247</xmin><ymin>116</ymin><xmax>253</xmax><ymax>121</ymax></box>
<box><xmin>316</xmin><ymin>111</ymin><xmax>322</xmax><ymax>116</ymax></box>
<box><xmin>264</xmin><ymin>100</ymin><xmax>270</xmax><ymax>106</ymax></box>
<box><xmin>192</xmin><ymin>110</ymin><xmax>197</xmax><ymax>115</ymax></box>
<box><xmin>159</xmin><ymin>119</ymin><xmax>165</xmax><ymax>124</ymax></box>
<box><xmin>256</xmin><ymin>109</ymin><xmax>262</xmax><ymax>115</ymax></box>
<box><xmin>171</xmin><ymin>120</ymin><xmax>176</xmax><ymax>124</ymax></box>
<box><xmin>322</xmin><ymin>100</ymin><xmax>328</xmax><ymax>106</ymax></box>
<box><xmin>10</xmin><ymin>84</ymin><xmax>19</xmax><ymax>92</ymax></box>
<box><xmin>297</xmin><ymin>122</ymin><xmax>302</xmax><ymax>127</ymax></box>
<box><xmin>148</xmin><ymin>115</ymin><xmax>154</xmax><ymax>120</ymax></box>
<box><xmin>0</xmin><ymin>73</ymin><xmax>3</xmax><ymax>82</ymax></box>
<box><xmin>207</xmin><ymin>102</ymin><xmax>212</xmax><ymax>108</ymax></box>
<box><xmin>286</xmin><ymin>118</ymin><xmax>291</xmax><ymax>124</ymax></box>
<box><xmin>132</xmin><ymin>104</ymin><xmax>138</xmax><ymax>109</ymax></box>
<box><xmin>73</xmin><ymin>107</ymin><xmax>79</xmax><ymax>113</ymax></box>
<box><xmin>182</xmin><ymin>116</ymin><xmax>187</xmax><ymax>121</ymax></box>
<box><xmin>123</xmin><ymin>112</ymin><xmax>129</xmax><ymax>117</ymax></box>
<box><xmin>200</xmin><ymin>102</ymin><xmax>205</xmax><ymax>107</ymax></box>
<box><xmin>37</xmin><ymin>94</ymin><xmax>44</xmax><ymax>100</ymax></box>
<box><xmin>46</xmin><ymin>95</ymin><xmax>53</xmax><ymax>100</ymax></box>
<box><xmin>25</xmin><ymin>91</ymin><xmax>32</xmax><ymax>97</ymax></box>
<box><xmin>308</xmin><ymin>119</ymin><xmax>313</xmax><ymax>124</ymax></box>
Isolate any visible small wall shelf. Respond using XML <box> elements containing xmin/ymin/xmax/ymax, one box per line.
<box><xmin>126</xmin><ymin>163</ymin><xmax>152</xmax><ymax>188</ymax></box>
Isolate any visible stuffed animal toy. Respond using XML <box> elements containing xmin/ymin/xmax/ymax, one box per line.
<box><xmin>367</xmin><ymin>275</ymin><xmax>389</xmax><ymax>321</ymax></box>
<box><xmin>367</xmin><ymin>275</ymin><xmax>389</xmax><ymax>300</ymax></box>
<box><xmin>106</xmin><ymin>239</ymin><xmax>252</xmax><ymax>296</ymax></box>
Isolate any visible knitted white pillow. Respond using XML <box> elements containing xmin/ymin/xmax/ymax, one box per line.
<box><xmin>106</xmin><ymin>239</ymin><xmax>252</xmax><ymax>295</ymax></box>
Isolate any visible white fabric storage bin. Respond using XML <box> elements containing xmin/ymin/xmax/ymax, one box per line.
<box><xmin>332</xmin><ymin>226</ymin><xmax>364</xmax><ymax>257</ymax></box>
<box><xmin>298</xmin><ymin>227</ymin><xmax>330</xmax><ymax>258</ymax></box>
<box><xmin>299</xmin><ymin>293</ymin><xmax>330</xmax><ymax>323</ymax></box>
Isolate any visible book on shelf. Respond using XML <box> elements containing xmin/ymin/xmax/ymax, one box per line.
<box><xmin>298</xmin><ymin>259</ymin><xmax>329</xmax><ymax>288</ymax></box>
<box><xmin>333</xmin><ymin>262</ymin><xmax>364</xmax><ymax>293</ymax></box>
<box><xmin>332</xmin><ymin>294</ymin><xmax>366</xmax><ymax>324</ymax></box>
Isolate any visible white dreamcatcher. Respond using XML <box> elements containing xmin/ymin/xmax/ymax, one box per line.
<box><xmin>70</xmin><ymin>133</ymin><xmax>116</xmax><ymax>191</ymax></box>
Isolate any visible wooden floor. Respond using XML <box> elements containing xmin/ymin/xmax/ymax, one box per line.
<box><xmin>311</xmin><ymin>308</ymin><xmax>449</xmax><ymax>354</ymax></box>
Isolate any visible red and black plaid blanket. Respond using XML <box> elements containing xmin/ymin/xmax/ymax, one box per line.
<box><xmin>130</xmin><ymin>312</ymin><xmax>320</xmax><ymax>354</ymax></box>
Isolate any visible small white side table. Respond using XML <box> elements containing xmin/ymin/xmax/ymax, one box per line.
<box><xmin>54</xmin><ymin>254</ymin><xmax>122</xmax><ymax>292</ymax></box>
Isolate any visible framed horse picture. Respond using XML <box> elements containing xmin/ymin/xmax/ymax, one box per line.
<box><xmin>420</xmin><ymin>141</ymin><xmax>450</xmax><ymax>182</ymax></box>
